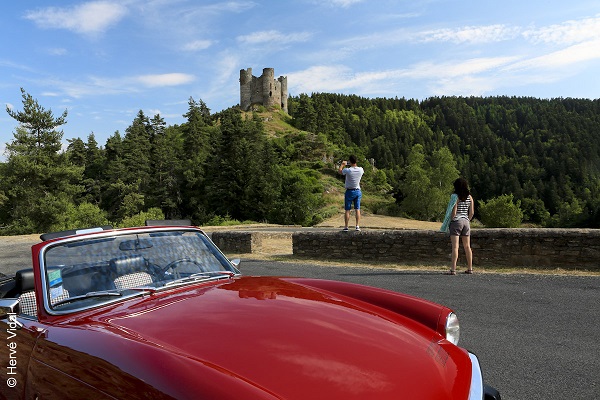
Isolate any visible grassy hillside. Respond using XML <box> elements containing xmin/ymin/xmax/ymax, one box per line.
<box><xmin>243</xmin><ymin>108</ymin><xmax>399</xmax><ymax>222</ymax></box>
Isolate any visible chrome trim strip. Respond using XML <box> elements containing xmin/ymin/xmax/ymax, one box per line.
<box><xmin>468</xmin><ymin>352</ymin><xmax>484</xmax><ymax>400</ymax></box>
<box><xmin>44</xmin><ymin>292</ymin><xmax>147</xmax><ymax>316</ymax></box>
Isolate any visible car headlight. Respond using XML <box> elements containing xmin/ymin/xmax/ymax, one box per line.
<box><xmin>445</xmin><ymin>312</ymin><xmax>460</xmax><ymax>345</ymax></box>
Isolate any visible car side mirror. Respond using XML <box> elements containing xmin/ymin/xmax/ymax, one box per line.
<box><xmin>0</xmin><ymin>298</ymin><xmax>20</xmax><ymax>318</ymax></box>
<box><xmin>0</xmin><ymin>299</ymin><xmax>24</xmax><ymax>329</ymax></box>
<box><xmin>230</xmin><ymin>258</ymin><xmax>241</xmax><ymax>268</ymax></box>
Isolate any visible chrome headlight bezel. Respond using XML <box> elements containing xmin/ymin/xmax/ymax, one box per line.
<box><xmin>467</xmin><ymin>352</ymin><xmax>484</xmax><ymax>400</ymax></box>
<box><xmin>445</xmin><ymin>312</ymin><xmax>460</xmax><ymax>345</ymax></box>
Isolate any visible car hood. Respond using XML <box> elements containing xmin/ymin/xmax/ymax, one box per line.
<box><xmin>100</xmin><ymin>276</ymin><xmax>470</xmax><ymax>399</ymax></box>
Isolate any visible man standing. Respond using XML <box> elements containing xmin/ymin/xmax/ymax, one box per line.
<box><xmin>338</xmin><ymin>155</ymin><xmax>364</xmax><ymax>231</ymax></box>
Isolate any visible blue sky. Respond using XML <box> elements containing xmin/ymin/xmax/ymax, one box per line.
<box><xmin>2</xmin><ymin>0</ymin><xmax>600</xmax><ymax>155</ymax></box>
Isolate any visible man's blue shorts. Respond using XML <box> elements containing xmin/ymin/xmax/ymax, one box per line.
<box><xmin>344</xmin><ymin>189</ymin><xmax>362</xmax><ymax>211</ymax></box>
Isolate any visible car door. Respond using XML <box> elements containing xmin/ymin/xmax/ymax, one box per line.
<box><xmin>25</xmin><ymin>331</ymin><xmax>116</xmax><ymax>400</ymax></box>
<box><xmin>0</xmin><ymin>312</ymin><xmax>44</xmax><ymax>400</ymax></box>
<box><xmin>1</xmin><ymin>307</ymin><xmax>115</xmax><ymax>400</ymax></box>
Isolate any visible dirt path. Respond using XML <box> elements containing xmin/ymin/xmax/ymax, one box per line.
<box><xmin>315</xmin><ymin>212</ymin><xmax>440</xmax><ymax>230</ymax></box>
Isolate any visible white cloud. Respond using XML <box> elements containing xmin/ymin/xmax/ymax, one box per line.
<box><xmin>182</xmin><ymin>40</ymin><xmax>213</xmax><ymax>52</ymax></box>
<box><xmin>197</xmin><ymin>52</ymin><xmax>241</xmax><ymax>107</ymax></box>
<box><xmin>0</xmin><ymin>60</ymin><xmax>36</xmax><ymax>72</ymax></box>
<box><xmin>418</xmin><ymin>24</ymin><xmax>520</xmax><ymax>44</ymax></box>
<box><xmin>403</xmin><ymin>57</ymin><xmax>518</xmax><ymax>79</ymax></box>
<box><xmin>287</xmin><ymin>65</ymin><xmax>353</xmax><ymax>93</ymax></box>
<box><xmin>24</xmin><ymin>1</ymin><xmax>127</xmax><ymax>35</ymax></box>
<box><xmin>310</xmin><ymin>0</ymin><xmax>363</xmax><ymax>7</ymax></box>
<box><xmin>413</xmin><ymin>15</ymin><xmax>600</xmax><ymax>46</ymax></box>
<box><xmin>214</xmin><ymin>53</ymin><xmax>240</xmax><ymax>85</ymax></box>
<box><xmin>431</xmin><ymin>75</ymin><xmax>499</xmax><ymax>97</ymax></box>
<box><xmin>37</xmin><ymin>72</ymin><xmax>195</xmax><ymax>99</ymax></box>
<box><xmin>124</xmin><ymin>1</ymin><xmax>254</xmax><ymax>45</ymax></box>
<box><xmin>237</xmin><ymin>30</ymin><xmax>312</xmax><ymax>45</ymax></box>
<box><xmin>288</xmin><ymin>65</ymin><xmax>409</xmax><ymax>95</ymax></box>
<box><xmin>505</xmin><ymin>38</ymin><xmax>600</xmax><ymax>72</ymax></box>
<box><xmin>200</xmin><ymin>1</ymin><xmax>257</xmax><ymax>14</ymax></box>
<box><xmin>46</xmin><ymin>48</ymin><xmax>68</xmax><ymax>56</ymax></box>
<box><xmin>332</xmin><ymin>23</ymin><xmax>518</xmax><ymax>54</ymax></box>
<box><xmin>288</xmin><ymin>56</ymin><xmax>517</xmax><ymax>95</ymax></box>
<box><xmin>328</xmin><ymin>0</ymin><xmax>363</xmax><ymax>6</ymax></box>
<box><xmin>147</xmin><ymin>108</ymin><xmax>161</xmax><ymax>116</ymax></box>
<box><xmin>522</xmin><ymin>15</ymin><xmax>600</xmax><ymax>45</ymax></box>
<box><xmin>135</xmin><ymin>73</ymin><xmax>196</xmax><ymax>88</ymax></box>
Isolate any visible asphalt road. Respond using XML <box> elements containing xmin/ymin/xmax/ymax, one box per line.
<box><xmin>238</xmin><ymin>259</ymin><xmax>600</xmax><ymax>400</ymax></box>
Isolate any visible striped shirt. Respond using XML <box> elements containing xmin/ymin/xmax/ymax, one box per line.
<box><xmin>453</xmin><ymin>196</ymin><xmax>471</xmax><ymax>221</ymax></box>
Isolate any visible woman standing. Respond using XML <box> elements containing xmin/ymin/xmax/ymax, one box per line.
<box><xmin>441</xmin><ymin>178</ymin><xmax>475</xmax><ymax>275</ymax></box>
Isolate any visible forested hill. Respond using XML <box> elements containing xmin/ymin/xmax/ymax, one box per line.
<box><xmin>289</xmin><ymin>93</ymin><xmax>600</xmax><ymax>227</ymax></box>
<box><xmin>2</xmin><ymin>89</ymin><xmax>600</xmax><ymax>235</ymax></box>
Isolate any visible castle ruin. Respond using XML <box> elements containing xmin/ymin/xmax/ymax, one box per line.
<box><xmin>240</xmin><ymin>67</ymin><xmax>288</xmax><ymax>113</ymax></box>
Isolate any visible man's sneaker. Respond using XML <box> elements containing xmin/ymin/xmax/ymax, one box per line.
<box><xmin>342</xmin><ymin>227</ymin><xmax>349</xmax><ymax>232</ymax></box>
<box><xmin>355</xmin><ymin>226</ymin><xmax>361</xmax><ymax>231</ymax></box>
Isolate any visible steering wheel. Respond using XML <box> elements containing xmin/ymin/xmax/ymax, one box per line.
<box><xmin>163</xmin><ymin>258</ymin><xmax>206</xmax><ymax>279</ymax></box>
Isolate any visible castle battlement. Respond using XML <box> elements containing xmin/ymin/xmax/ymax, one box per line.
<box><xmin>240</xmin><ymin>67</ymin><xmax>288</xmax><ymax>113</ymax></box>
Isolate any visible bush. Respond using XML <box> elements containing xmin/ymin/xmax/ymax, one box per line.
<box><xmin>267</xmin><ymin>166</ymin><xmax>324</xmax><ymax>226</ymax></box>
<box><xmin>118</xmin><ymin>208</ymin><xmax>165</xmax><ymax>228</ymax></box>
<box><xmin>545</xmin><ymin>199</ymin><xmax>584</xmax><ymax>227</ymax></box>
<box><xmin>50</xmin><ymin>202</ymin><xmax>110</xmax><ymax>232</ymax></box>
<box><xmin>479</xmin><ymin>195</ymin><xmax>523</xmax><ymax>228</ymax></box>
<box><xmin>521</xmin><ymin>198</ymin><xmax>550</xmax><ymax>225</ymax></box>
<box><xmin>205</xmin><ymin>214</ymin><xmax>242</xmax><ymax>226</ymax></box>
<box><xmin>313</xmin><ymin>205</ymin><xmax>339</xmax><ymax>224</ymax></box>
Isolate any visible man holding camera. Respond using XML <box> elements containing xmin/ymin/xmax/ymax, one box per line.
<box><xmin>338</xmin><ymin>155</ymin><xmax>364</xmax><ymax>231</ymax></box>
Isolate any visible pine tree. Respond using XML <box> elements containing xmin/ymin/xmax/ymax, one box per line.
<box><xmin>148</xmin><ymin>115</ymin><xmax>183</xmax><ymax>218</ymax></box>
<box><xmin>181</xmin><ymin>97</ymin><xmax>215</xmax><ymax>222</ymax></box>
<box><xmin>82</xmin><ymin>133</ymin><xmax>106</xmax><ymax>205</ymax></box>
<box><xmin>122</xmin><ymin>110</ymin><xmax>152</xmax><ymax>192</ymax></box>
<box><xmin>1</xmin><ymin>88</ymin><xmax>82</xmax><ymax>233</ymax></box>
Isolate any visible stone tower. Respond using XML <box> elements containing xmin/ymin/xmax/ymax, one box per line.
<box><xmin>240</xmin><ymin>67</ymin><xmax>288</xmax><ymax>113</ymax></box>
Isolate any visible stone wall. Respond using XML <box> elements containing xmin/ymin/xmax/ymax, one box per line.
<box><xmin>211</xmin><ymin>231</ymin><xmax>292</xmax><ymax>254</ymax></box>
<box><xmin>292</xmin><ymin>229</ymin><xmax>600</xmax><ymax>270</ymax></box>
<box><xmin>211</xmin><ymin>229</ymin><xmax>600</xmax><ymax>270</ymax></box>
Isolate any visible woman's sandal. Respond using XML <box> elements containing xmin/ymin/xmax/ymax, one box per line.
<box><xmin>446</xmin><ymin>270</ymin><xmax>456</xmax><ymax>275</ymax></box>
<box><xmin>464</xmin><ymin>269</ymin><xmax>473</xmax><ymax>274</ymax></box>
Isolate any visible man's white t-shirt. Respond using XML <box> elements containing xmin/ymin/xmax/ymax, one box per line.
<box><xmin>342</xmin><ymin>166</ymin><xmax>364</xmax><ymax>189</ymax></box>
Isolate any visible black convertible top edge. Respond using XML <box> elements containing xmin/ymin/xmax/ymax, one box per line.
<box><xmin>40</xmin><ymin>226</ymin><xmax>113</xmax><ymax>242</ymax></box>
<box><xmin>145</xmin><ymin>219</ymin><xmax>192</xmax><ymax>227</ymax></box>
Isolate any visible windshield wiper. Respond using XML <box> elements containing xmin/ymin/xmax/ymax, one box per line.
<box><xmin>164</xmin><ymin>271</ymin><xmax>234</xmax><ymax>287</ymax></box>
<box><xmin>52</xmin><ymin>290</ymin><xmax>122</xmax><ymax>307</ymax></box>
<box><xmin>123</xmin><ymin>286</ymin><xmax>157</xmax><ymax>293</ymax></box>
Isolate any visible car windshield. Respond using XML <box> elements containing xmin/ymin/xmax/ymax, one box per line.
<box><xmin>41</xmin><ymin>228</ymin><xmax>239</xmax><ymax>313</ymax></box>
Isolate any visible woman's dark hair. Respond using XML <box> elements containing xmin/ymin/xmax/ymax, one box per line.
<box><xmin>453</xmin><ymin>178</ymin><xmax>470</xmax><ymax>201</ymax></box>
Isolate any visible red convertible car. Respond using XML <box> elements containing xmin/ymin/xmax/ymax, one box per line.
<box><xmin>0</xmin><ymin>224</ymin><xmax>500</xmax><ymax>399</ymax></box>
